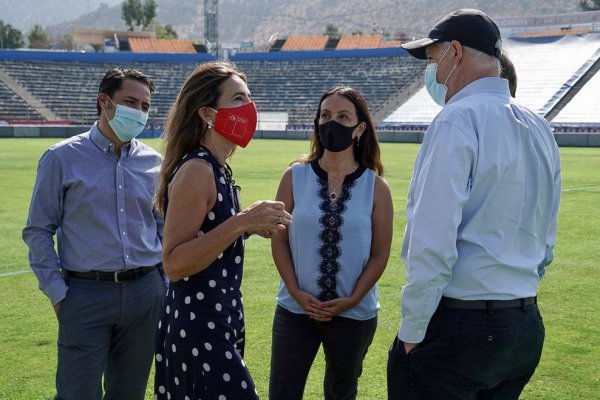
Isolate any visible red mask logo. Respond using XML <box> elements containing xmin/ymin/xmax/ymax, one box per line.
<box><xmin>213</xmin><ymin>101</ymin><xmax>258</xmax><ymax>148</ymax></box>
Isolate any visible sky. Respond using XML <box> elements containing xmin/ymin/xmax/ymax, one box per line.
<box><xmin>0</xmin><ymin>0</ymin><xmax>123</xmax><ymax>32</ymax></box>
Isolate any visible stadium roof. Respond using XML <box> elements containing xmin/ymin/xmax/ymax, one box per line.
<box><xmin>128</xmin><ymin>38</ymin><xmax>196</xmax><ymax>54</ymax></box>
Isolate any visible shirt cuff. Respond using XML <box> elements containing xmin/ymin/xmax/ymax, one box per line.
<box><xmin>43</xmin><ymin>279</ymin><xmax>68</xmax><ymax>306</ymax></box>
<box><xmin>398</xmin><ymin>319</ymin><xmax>427</xmax><ymax>344</ymax></box>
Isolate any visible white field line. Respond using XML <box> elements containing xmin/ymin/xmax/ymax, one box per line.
<box><xmin>0</xmin><ymin>270</ymin><xmax>31</xmax><ymax>278</ymax></box>
<box><xmin>562</xmin><ymin>185</ymin><xmax>600</xmax><ymax>192</ymax></box>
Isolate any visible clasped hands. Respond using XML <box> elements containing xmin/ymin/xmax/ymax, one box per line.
<box><xmin>294</xmin><ymin>290</ymin><xmax>356</xmax><ymax>322</ymax></box>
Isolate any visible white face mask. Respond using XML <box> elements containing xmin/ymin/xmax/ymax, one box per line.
<box><xmin>424</xmin><ymin>45</ymin><xmax>457</xmax><ymax>106</ymax></box>
<box><xmin>104</xmin><ymin>97</ymin><xmax>149</xmax><ymax>142</ymax></box>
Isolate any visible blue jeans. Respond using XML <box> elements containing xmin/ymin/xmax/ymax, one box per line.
<box><xmin>269</xmin><ymin>305</ymin><xmax>377</xmax><ymax>400</ymax></box>
<box><xmin>387</xmin><ymin>303</ymin><xmax>545</xmax><ymax>400</ymax></box>
<box><xmin>55</xmin><ymin>269</ymin><xmax>165</xmax><ymax>400</ymax></box>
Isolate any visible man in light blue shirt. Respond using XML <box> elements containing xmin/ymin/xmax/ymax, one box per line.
<box><xmin>387</xmin><ymin>9</ymin><xmax>561</xmax><ymax>400</ymax></box>
<box><xmin>22</xmin><ymin>68</ymin><xmax>166</xmax><ymax>400</ymax></box>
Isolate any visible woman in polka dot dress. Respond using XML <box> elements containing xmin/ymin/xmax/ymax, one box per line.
<box><xmin>153</xmin><ymin>61</ymin><xmax>291</xmax><ymax>400</ymax></box>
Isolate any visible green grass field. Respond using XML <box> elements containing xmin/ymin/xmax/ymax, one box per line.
<box><xmin>1</xmin><ymin>138</ymin><xmax>598</xmax><ymax>399</ymax></box>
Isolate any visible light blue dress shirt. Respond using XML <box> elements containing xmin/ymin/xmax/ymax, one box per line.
<box><xmin>399</xmin><ymin>78</ymin><xmax>561</xmax><ymax>343</ymax></box>
<box><xmin>22</xmin><ymin>124</ymin><xmax>163</xmax><ymax>306</ymax></box>
<box><xmin>277</xmin><ymin>162</ymin><xmax>379</xmax><ymax>320</ymax></box>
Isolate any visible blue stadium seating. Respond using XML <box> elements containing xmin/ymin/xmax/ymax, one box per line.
<box><xmin>0</xmin><ymin>51</ymin><xmax>425</xmax><ymax>126</ymax></box>
<box><xmin>0</xmin><ymin>79</ymin><xmax>44</xmax><ymax>121</ymax></box>
<box><xmin>3</xmin><ymin>34</ymin><xmax>600</xmax><ymax>131</ymax></box>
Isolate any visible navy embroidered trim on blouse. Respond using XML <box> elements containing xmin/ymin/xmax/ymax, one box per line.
<box><xmin>311</xmin><ymin>160</ymin><xmax>363</xmax><ymax>301</ymax></box>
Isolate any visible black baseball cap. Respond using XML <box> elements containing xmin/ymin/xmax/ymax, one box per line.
<box><xmin>402</xmin><ymin>9</ymin><xmax>502</xmax><ymax>60</ymax></box>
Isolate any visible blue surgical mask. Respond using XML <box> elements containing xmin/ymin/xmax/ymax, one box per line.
<box><xmin>424</xmin><ymin>46</ymin><xmax>457</xmax><ymax>106</ymax></box>
<box><xmin>105</xmin><ymin>97</ymin><xmax>148</xmax><ymax>142</ymax></box>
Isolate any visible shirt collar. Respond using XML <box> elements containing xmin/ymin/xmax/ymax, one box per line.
<box><xmin>447</xmin><ymin>77</ymin><xmax>510</xmax><ymax>105</ymax></box>
<box><xmin>90</xmin><ymin>122</ymin><xmax>134</xmax><ymax>156</ymax></box>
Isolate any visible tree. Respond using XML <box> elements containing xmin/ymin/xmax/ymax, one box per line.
<box><xmin>53</xmin><ymin>34</ymin><xmax>74</xmax><ymax>50</ymax></box>
<box><xmin>156</xmin><ymin>23</ymin><xmax>178</xmax><ymax>39</ymax></box>
<box><xmin>325</xmin><ymin>24</ymin><xmax>341</xmax><ymax>38</ymax></box>
<box><xmin>580</xmin><ymin>0</ymin><xmax>600</xmax><ymax>10</ymax></box>
<box><xmin>122</xmin><ymin>0</ymin><xmax>143</xmax><ymax>31</ymax></box>
<box><xmin>28</xmin><ymin>24</ymin><xmax>50</xmax><ymax>49</ymax></box>
<box><xmin>142</xmin><ymin>0</ymin><xmax>157</xmax><ymax>29</ymax></box>
<box><xmin>0</xmin><ymin>20</ymin><xmax>24</xmax><ymax>49</ymax></box>
<box><xmin>121</xmin><ymin>0</ymin><xmax>157</xmax><ymax>31</ymax></box>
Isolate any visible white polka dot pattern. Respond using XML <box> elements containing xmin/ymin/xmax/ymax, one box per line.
<box><xmin>154</xmin><ymin>150</ymin><xmax>257</xmax><ymax>399</ymax></box>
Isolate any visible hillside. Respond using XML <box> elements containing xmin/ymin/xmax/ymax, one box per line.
<box><xmin>18</xmin><ymin>0</ymin><xmax>584</xmax><ymax>46</ymax></box>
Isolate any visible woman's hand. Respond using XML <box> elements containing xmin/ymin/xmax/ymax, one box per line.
<box><xmin>241</xmin><ymin>200</ymin><xmax>291</xmax><ymax>236</ymax></box>
<box><xmin>252</xmin><ymin>228</ymin><xmax>280</xmax><ymax>238</ymax></box>
<box><xmin>292</xmin><ymin>290</ymin><xmax>334</xmax><ymax>321</ymax></box>
<box><xmin>319</xmin><ymin>297</ymin><xmax>356</xmax><ymax>317</ymax></box>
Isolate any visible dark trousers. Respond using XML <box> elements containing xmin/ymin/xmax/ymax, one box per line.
<box><xmin>269</xmin><ymin>305</ymin><xmax>377</xmax><ymax>400</ymax></box>
<box><xmin>387</xmin><ymin>303</ymin><xmax>545</xmax><ymax>400</ymax></box>
<box><xmin>55</xmin><ymin>269</ymin><xmax>165</xmax><ymax>400</ymax></box>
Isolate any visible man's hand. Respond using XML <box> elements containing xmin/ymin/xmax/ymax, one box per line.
<box><xmin>53</xmin><ymin>301</ymin><xmax>62</xmax><ymax>317</ymax></box>
<box><xmin>404</xmin><ymin>341</ymin><xmax>418</xmax><ymax>354</ymax></box>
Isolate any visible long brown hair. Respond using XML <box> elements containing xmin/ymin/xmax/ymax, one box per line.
<box><xmin>155</xmin><ymin>61</ymin><xmax>247</xmax><ymax>214</ymax></box>
<box><xmin>299</xmin><ymin>86</ymin><xmax>384</xmax><ymax>176</ymax></box>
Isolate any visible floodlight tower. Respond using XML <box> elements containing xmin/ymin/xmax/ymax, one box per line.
<box><xmin>204</xmin><ymin>0</ymin><xmax>219</xmax><ymax>56</ymax></box>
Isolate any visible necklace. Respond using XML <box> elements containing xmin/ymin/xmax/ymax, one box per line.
<box><xmin>319</xmin><ymin>159</ymin><xmax>358</xmax><ymax>201</ymax></box>
<box><xmin>327</xmin><ymin>179</ymin><xmax>345</xmax><ymax>201</ymax></box>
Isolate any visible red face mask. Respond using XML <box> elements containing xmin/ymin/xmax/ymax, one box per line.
<box><xmin>212</xmin><ymin>101</ymin><xmax>258</xmax><ymax>148</ymax></box>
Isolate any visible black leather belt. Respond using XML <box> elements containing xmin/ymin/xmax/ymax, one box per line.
<box><xmin>440</xmin><ymin>296</ymin><xmax>537</xmax><ymax>310</ymax></box>
<box><xmin>63</xmin><ymin>265</ymin><xmax>157</xmax><ymax>283</ymax></box>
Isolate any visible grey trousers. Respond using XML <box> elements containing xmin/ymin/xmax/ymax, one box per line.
<box><xmin>55</xmin><ymin>268</ymin><xmax>166</xmax><ymax>400</ymax></box>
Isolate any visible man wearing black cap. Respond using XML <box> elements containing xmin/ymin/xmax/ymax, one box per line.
<box><xmin>387</xmin><ymin>9</ymin><xmax>561</xmax><ymax>400</ymax></box>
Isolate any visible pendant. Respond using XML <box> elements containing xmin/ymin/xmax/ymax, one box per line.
<box><xmin>330</xmin><ymin>192</ymin><xmax>336</xmax><ymax>200</ymax></box>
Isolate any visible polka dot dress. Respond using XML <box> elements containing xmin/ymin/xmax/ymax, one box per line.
<box><xmin>155</xmin><ymin>148</ymin><xmax>258</xmax><ymax>399</ymax></box>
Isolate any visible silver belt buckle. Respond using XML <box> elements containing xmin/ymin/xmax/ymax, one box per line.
<box><xmin>114</xmin><ymin>270</ymin><xmax>121</xmax><ymax>283</ymax></box>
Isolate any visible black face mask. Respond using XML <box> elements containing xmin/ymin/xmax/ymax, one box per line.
<box><xmin>318</xmin><ymin>120</ymin><xmax>358</xmax><ymax>152</ymax></box>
